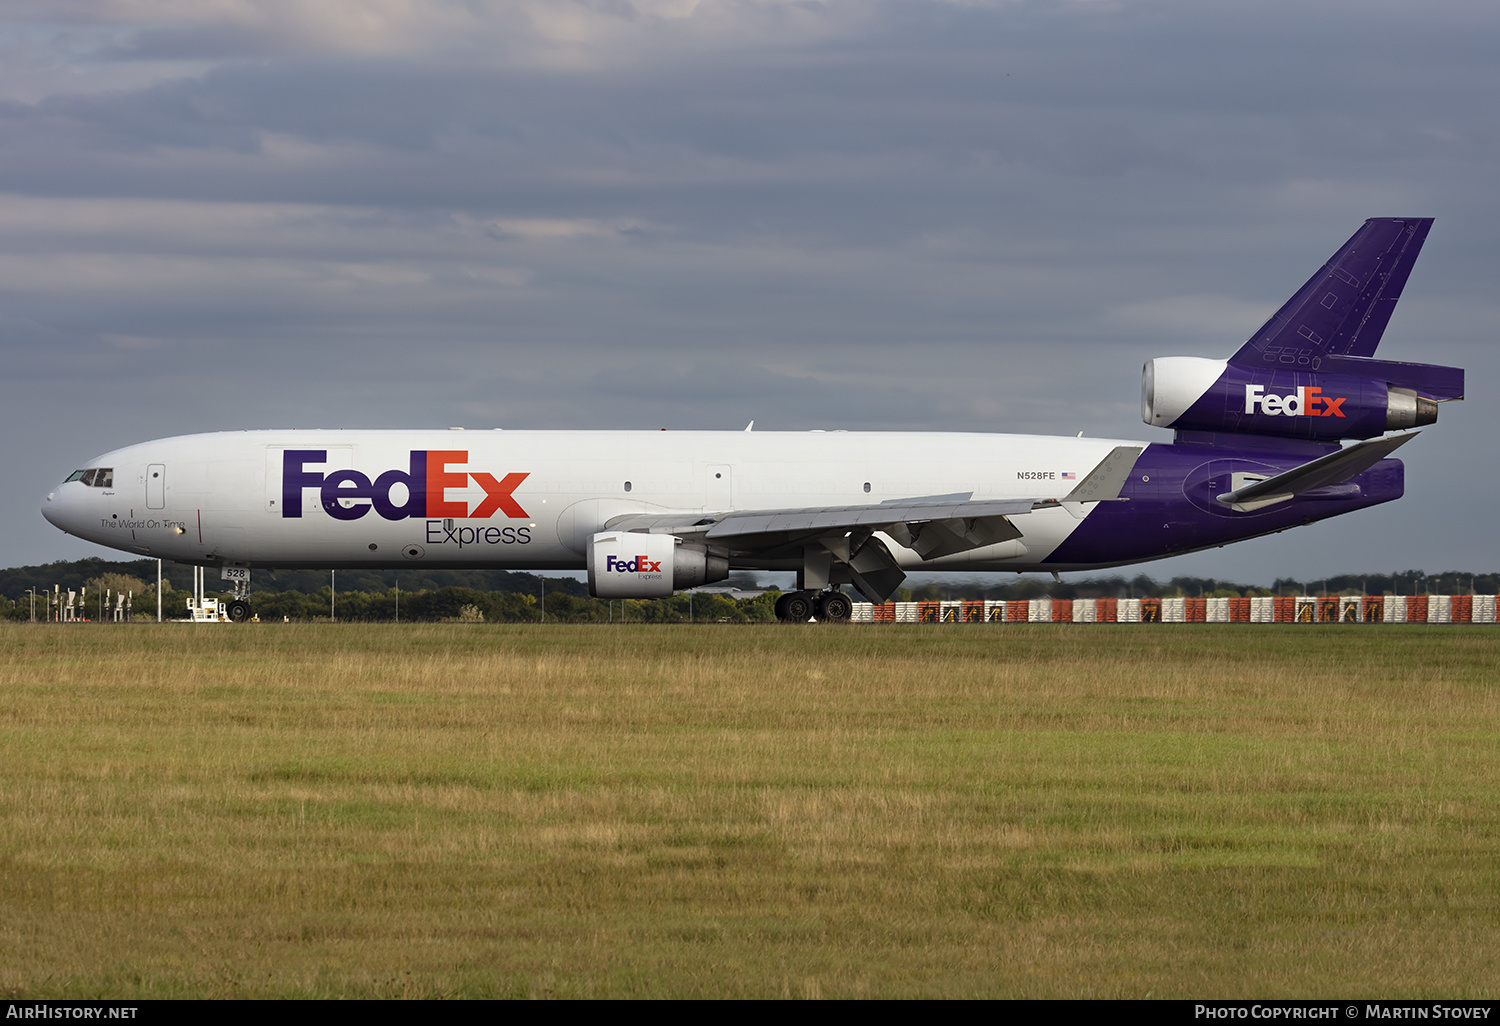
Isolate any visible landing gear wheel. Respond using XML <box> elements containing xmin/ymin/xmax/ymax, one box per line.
<box><xmin>781</xmin><ymin>592</ymin><xmax>816</xmax><ymax>623</ymax></box>
<box><xmin>773</xmin><ymin>594</ymin><xmax>791</xmax><ymax>621</ymax></box>
<box><xmin>226</xmin><ymin>600</ymin><xmax>253</xmax><ymax>623</ymax></box>
<box><xmin>817</xmin><ymin>592</ymin><xmax>852</xmax><ymax>623</ymax></box>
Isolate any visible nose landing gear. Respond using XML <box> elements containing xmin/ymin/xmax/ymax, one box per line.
<box><xmin>222</xmin><ymin>567</ymin><xmax>254</xmax><ymax>623</ymax></box>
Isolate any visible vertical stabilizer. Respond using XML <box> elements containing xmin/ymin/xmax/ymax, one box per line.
<box><xmin>1230</xmin><ymin>217</ymin><xmax>1432</xmax><ymax>370</ymax></box>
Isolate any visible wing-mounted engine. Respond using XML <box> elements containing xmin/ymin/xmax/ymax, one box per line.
<box><xmin>586</xmin><ymin>531</ymin><xmax>729</xmax><ymax>598</ymax></box>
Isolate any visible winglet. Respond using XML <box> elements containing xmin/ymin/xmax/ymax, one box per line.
<box><xmin>1062</xmin><ymin>446</ymin><xmax>1144</xmax><ymax>503</ymax></box>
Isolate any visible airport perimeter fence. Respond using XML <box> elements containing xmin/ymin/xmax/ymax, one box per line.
<box><xmin>851</xmin><ymin>595</ymin><xmax>1499</xmax><ymax>624</ymax></box>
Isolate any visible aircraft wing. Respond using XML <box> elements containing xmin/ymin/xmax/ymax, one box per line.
<box><xmin>603</xmin><ymin>446</ymin><xmax>1144</xmax><ymax>600</ymax></box>
<box><xmin>605</xmin><ymin>497</ymin><xmax>1030</xmax><ymax>558</ymax></box>
<box><xmin>702</xmin><ymin>496</ymin><xmax>1035</xmax><ymax>540</ymax></box>
<box><xmin>1216</xmin><ymin>432</ymin><xmax>1417</xmax><ymax>512</ymax></box>
<box><xmin>701</xmin><ymin>443</ymin><xmax>1145</xmax><ymax>541</ymax></box>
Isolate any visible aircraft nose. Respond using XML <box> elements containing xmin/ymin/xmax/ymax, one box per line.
<box><xmin>41</xmin><ymin>487</ymin><xmax>72</xmax><ymax>532</ymax></box>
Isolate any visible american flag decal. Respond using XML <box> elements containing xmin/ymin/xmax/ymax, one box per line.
<box><xmin>1061</xmin><ymin>472</ymin><xmax>1076</xmax><ymax>480</ymax></box>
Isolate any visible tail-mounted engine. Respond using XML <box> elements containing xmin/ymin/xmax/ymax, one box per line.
<box><xmin>1143</xmin><ymin>357</ymin><xmax>1454</xmax><ymax>441</ymax></box>
<box><xmin>586</xmin><ymin>531</ymin><xmax>729</xmax><ymax>598</ymax></box>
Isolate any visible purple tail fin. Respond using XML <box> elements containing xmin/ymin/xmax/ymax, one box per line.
<box><xmin>1230</xmin><ymin>218</ymin><xmax>1432</xmax><ymax>369</ymax></box>
<box><xmin>1144</xmin><ymin>218</ymin><xmax>1463</xmax><ymax>443</ymax></box>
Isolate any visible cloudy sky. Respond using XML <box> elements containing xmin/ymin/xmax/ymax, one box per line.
<box><xmin>5</xmin><ymin>0</ymin><xmax>1497</xmax><ymax>583</ymax></box>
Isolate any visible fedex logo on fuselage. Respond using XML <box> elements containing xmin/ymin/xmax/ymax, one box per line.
<box><xmin>605</xmin><ymin>555</ymin><xmax>662</xmax><ymax>574</ymax></box>
<box><xmin>1244</xmin><ymin>385</ymin><xmax>1346</xmax><ymax>418</ymax></box>
<box><xmin>282</xmin><ymin>450</ymin><xmax>528</xmax><ymax>521</ymax></box>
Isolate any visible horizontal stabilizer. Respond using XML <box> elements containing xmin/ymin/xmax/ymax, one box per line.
<box><xmin>1216</xmin><ymin>431</ymin><xmax>1417</xmax><ymax>512</ymax></box>
<box><xmin>1320</xmin><ymin>355</ymin><xmax>1464</xmax><ymax>402</ymax></box>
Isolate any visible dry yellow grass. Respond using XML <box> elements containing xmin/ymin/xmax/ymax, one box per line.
<box><xmin>0</xmin><ymin>622</ymin><xmax>1497</xmax><ymax>997</ymax></box>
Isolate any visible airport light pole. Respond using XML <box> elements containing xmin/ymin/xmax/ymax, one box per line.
<box><xmin>26</xmin><ymin>588</ymin><xmax>35</xmax><ymax>623</ymax></box>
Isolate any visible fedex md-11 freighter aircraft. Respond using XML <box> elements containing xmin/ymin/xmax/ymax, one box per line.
<box><xmin>42</xmin><ymin>218</ymin><xmax>1463</xmax><ymax>623</ymax></box>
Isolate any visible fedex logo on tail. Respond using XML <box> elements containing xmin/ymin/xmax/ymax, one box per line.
<box><xmin>283</xmin><ymin>450</ymin><xmax>528</xmax><ymax>521</ymax></box>
<box><xmin>1244</xmin><ymin>385</ymin><xmax>1346</xmax><ymax>418</ymax></box>
<box><xmin>604</xmin><ymin>554</ymin><xmax>662</xmax><ymax>574</ymax></box>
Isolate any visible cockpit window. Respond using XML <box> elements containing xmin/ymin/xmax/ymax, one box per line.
<box><xmin>65</xmin><ymin>468</ymin><xmax>114</xmax><ymax>488</ymax></box>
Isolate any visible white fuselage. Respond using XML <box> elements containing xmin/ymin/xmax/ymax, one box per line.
<box><xmin>41</xmin><ymin>429</ymin><xmax>1139</xmax><ymax>572</ymax></box>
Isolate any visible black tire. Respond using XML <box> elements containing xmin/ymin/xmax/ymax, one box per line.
<box><xmin>226</xmin><ymin>600</ymin><xmax>253</xmax><ymax>623</ymax></box>
<box><xmin>818</xmin><ymin>592</ymin><xmax>852</xmax><ymax>623</ymax></box>
<box><xmin>782</xmin><ymin>592</ymin><xmax>816</xmax><ymax>623</ymax></box>
<box><xmin>773</xmin><ymin>594</ymin><xmax>791</xmax><ymax>621</ymax></box>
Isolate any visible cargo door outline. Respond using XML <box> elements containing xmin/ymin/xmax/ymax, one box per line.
<box><xmin>146</xmin><ymin>464</ymin><xmax>166</xmax><ymax>510</ymax></box>
<box><xmin>706</xmin><ymin>464</ymin><xmax>733</xmax><ymax>510</ymax></box>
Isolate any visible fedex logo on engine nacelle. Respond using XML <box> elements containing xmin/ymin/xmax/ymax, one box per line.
<box><xmin>282</xmin><ymin>450</ymin><xmax>528</xmax><ymax>521</ymax></box>
<box><xmin>1244</xmin><ymin>385</ymin><xmax>1347</xmax><ymax>418</ymax></box>
<box><xmin>605</xmin><ymin>554</ymin><xmax>662</xmax><ymax>574</ymax></box>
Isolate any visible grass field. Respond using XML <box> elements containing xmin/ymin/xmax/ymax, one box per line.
<box><xmin>1</xmin><ymin>622</ymin><xmax>1497</xmax><ymax>998</ymax></box>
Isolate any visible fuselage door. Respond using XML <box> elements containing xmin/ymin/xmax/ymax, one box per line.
<box><xmin>706</xmin><ymin>464</ymin><xmax>733</xmax><ymax>510</ymax></box>
<box><xmin>146</xmin><ymin>464</ymin><xmax>166</xmax><ymax>509</ymax></box>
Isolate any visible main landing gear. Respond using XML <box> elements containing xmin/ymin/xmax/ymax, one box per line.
<box><xmin>774</xmin><ymin>590</ymin><xmax>853</xmax><ymax>624</ymax></box>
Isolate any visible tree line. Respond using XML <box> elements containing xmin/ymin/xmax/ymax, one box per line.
<box><xmin>2</xmin><ymin>557</ymin><xmax>1497</xmax><ymax>623</ymax></box>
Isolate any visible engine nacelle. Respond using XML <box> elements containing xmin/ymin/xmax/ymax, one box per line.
<box><xmin>586</xmin><ymin>531</ymin><xmax>729</xmax><ymax>598</ymax></box>
<box><xmin>1143</xmin><ymin>357</ymin><xmax>1438</xmax><ymax>441</ymax></box>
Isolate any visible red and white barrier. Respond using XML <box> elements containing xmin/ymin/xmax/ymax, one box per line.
<box><xmin>849</xmin><ymin>595</ymin><xmax>1500</xmax><ymax>624</ymax></box>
